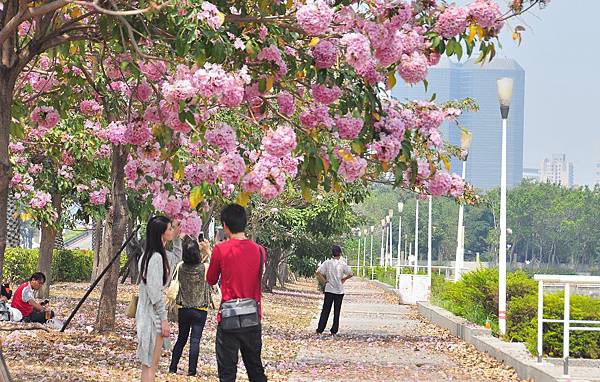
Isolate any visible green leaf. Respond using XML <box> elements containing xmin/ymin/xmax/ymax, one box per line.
<box><xmin>258</xmin><ymin>78</ymin><xmax>267</xmax><ymax>93</ymax></box>
<box><xmin>455</xmin><ymin>42</ymin><xmax>463</xmax><ymax>61</ymax></box>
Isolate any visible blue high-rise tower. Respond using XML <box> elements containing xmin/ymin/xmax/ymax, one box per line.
<box><xmin>391</xmin><ymin>58</ymin><xmax>525</xmax><ymax>189</ymax></box>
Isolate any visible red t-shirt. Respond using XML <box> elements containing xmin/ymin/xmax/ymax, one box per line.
<box><xmin>206</xmin><ymin>239</ymin><xmax>264</xmax><ymax>322</ymax></box>
<box><xmin>11</xmin><ymin>282</ymin><xmax>33</xmax><ymax>317</ymax></box>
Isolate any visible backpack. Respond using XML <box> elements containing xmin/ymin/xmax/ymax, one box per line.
<box><xmin>0</xmin><ymin>301</ymin><xmax>11</xmax><ymax>321</ymax></box>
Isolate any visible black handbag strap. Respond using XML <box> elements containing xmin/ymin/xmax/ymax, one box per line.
<box><xmin>258</xmin><ymin>246</ymin><xmax>264</xmax><ymax>294</ymax></box>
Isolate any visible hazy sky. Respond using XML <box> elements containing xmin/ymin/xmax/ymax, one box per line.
<box><xmin>491</xmin><ymin>1</ymin><xmax>600</xmax><ymax>185</ymax></box>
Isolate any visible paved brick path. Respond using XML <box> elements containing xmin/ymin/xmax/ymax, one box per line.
<box><xmin>289</xmin><ymin>278</ymin><xmax>523</xmax><ymax>382</ymax></box>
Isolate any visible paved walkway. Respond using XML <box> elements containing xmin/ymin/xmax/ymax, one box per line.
<box><xmin>289</xmin><ymin>279</ymin><xmax>523</xmax><ymax>381</ymax></box>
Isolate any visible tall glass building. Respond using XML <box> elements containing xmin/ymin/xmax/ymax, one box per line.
<box><xmin>391</xmin><ymin>58</ymin><xmax>525</xmax><ymax>190</ymax></box>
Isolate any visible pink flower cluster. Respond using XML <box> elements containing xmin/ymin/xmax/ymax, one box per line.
<box><xmin>335</xmin><ymin>116</ymin><xmax>363</xmax><ymax>140</ymax></box>
<box><xmin>277</xmin><ymin>91</ymin><xmax>295</xmax><ymax>116</ymax></box>
<box><xmin>106</xmin><ymin>121</ymin><xmax>128</xmax><ymax>145</ymax></box>
<box><xmin>242</xmin><ymin>153</ymin><xmax>298</xmax><ymax>200</ymax></box>
<box><xmin>312</xmin><ymin>40</ymin><xmax>337</xmax><ymax>69</ymax></box>
<box><xmin>296</xmin><ymin>0</ymin><xmax>334</xmax><ymax>35</ymax></box>
<box><xmin>90</xmin><ymin>187</ymin><xmax>110</xmax><ymax>205</ymax></box>
<box><xmin>216</xmin><ymin>152</ymin><xmax>246</xmax><ymax>186</ymax></box>
<box><xmin>371</xmin><ymin>134</ymin><xmax>402</xmax><ymax>162</ymax></box>
<box><xmin>30</xmin><ymin>191</ymin><xmax>51</xmax><ymax>209</ymax></box>
<box><xmin>257</xmin><ymin>45</ymin><xmax>288</xmax><ymax>77</ymax></box>
<box><xmin>449</xmin><ymin>174</ymin><xmax>465</xmax><ymax>197</ymax></box>
<box><xmin>311</xmin><ymin>84</ymin><xmax>341</xmax><ymax>105</ymax></box>
<box><xmin>399</xmin><ymin>52</ymin><xmax>429</xmax><ymax>84</ymax></box>
<box><xmin>205</xmin><ymin>123</ymin><xmax>237</xmax><ymax>152</ymax></box>
<box><xmin>435</xmin><ymin>5</ymin><xmax>469</xmax><ymax>38</ymax></box>
<box><xmin>125</xmin><ymin>122</ymin><xmax>152</xmax><ymax>145</ymax></box>
<box><xmin>198</xmin><ymin>2</ymin><xmax>224</xmax><ymax>29</ymax></box>
<box><xmin>428</xmin><ymin>171</ymin><xmax>452</xmax><ymax>196</ymax></box>
<box><xmin>299</xmin><ymin>103</ymin><xmax>333</xmax><ymax>130</ymax></box>
<box><xmin>468</xmin><ymin>0</ymin><xmax>504</xmax><ymax>31</ymax></box>
<box><xmin>30</xmin><ymin>106</ymin><xmax>59</xmax><ymax>131</ymax></box>
<box><xmin>139</xmin><ymin>60</ymin><xmax>168</xmax><ymax>81</ymax></box>
<box><xmin>185</xmin><ymin>162</ymin><xmax>217</xmax><ymax>185</ymax></box>
<box><xmin>337</xmin><ymin>153</ymin><xmax>367</xmax><ymax>182</ymax></box>
<box><xmin>262</xmin><ymin>125</ymin><xmax>297</xmax><ymax>157</ymax></box>
<box><xmin>80</xmin><ymin>100</ymin><xmax>102</xmax><ymax>116</ymax></box>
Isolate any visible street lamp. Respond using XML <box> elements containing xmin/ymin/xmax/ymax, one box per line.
<box><xmin>385</xmin><ymin>215</ymin><xmax>391</xmax><ymax>266</ymax></box>
<box><xmin>497</xmin><ymin>76</ymin><xmax>513</xmax><ymax>336</ymax></box>
<box><xmin>388</xmin><ymin>209</ymin><xmax>394</xmax><ymax>266</ymax></box>
<box><xmin>363</xmin><ymin>228</ymin><xmax>368</xmax><ymax>277</ymax></box>
<box><xmin>427</xmin><ymin>196</ymin><xmax>432</xmax><ymax>280</ymax></box>
<box><xmin>369</xmin><ymin>225</ymin><xmax>374</xmax><ymax>279</ymax></box>
<box><xmin>414</xmin><ymin>198</ymin><xmax>419</xmax><ymax>275</ymax></box>
<box><xmin>455</xmin><ymin>128</ymin><xmax>472</xmax><ymax>282</ymax></box>
<box><xmin>356</xmin><ymin>228</ymin><xmax>361</xmax><ymax>277</ymax></box>
<box><xmin>380</xmin><ymin>219</ymin><xmax>385</xmax><ymax>266</ymax></box>
<box><xmin>397</xmin><ymin>202</ymin><xmax>404</xmax><ymax>265</ymax></box>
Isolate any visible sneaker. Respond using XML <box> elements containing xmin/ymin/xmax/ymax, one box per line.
<box><xmin>187</xmin><ymin>371</ymin><xmax>197</xmax><ymax>376</ymax></box>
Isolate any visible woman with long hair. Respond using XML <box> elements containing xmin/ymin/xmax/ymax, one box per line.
<box><xmin>136</xmin><ymin>216</ymin><xmax>174</xmax><ymax>382</ymax></box>
<box><xmin>168</xmin><ymin>236</ymin><xmax>212</xmax><ymax>376</ymax></box>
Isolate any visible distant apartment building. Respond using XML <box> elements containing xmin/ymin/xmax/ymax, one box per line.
<box><xmin>391</xmin><ymin>58</ymin><xmax>525</xmax><ymax>190</ymax></box>
<box><xmin>523</xmin><ymin>167</ymin><xmax>540</xmax><ymax>182</ymax></box>
<box><xmin>539</xmin><ymin>154</ymin><xmax>574</xmax><ymax>188</ymax></box>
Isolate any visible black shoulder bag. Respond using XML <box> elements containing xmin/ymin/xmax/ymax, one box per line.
<box><xmin>219</xmin><ymin>246</ymin><xmax>264</xmax><ymax>331</ymax></box>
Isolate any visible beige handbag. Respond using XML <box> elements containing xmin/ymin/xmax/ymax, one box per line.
<box><xmin>126</xmin><ymin>294</ymin><xmax>138</xmax><ymax>318</ymax></box>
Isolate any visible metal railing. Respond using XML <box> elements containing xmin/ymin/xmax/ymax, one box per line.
<box><xmin>350</xmin><ymin>264</ymin><xmax>469</xmax><ymax>286</ymax></box>
<box><xmin>533</xmin><ymin>274</ymin><xmax>600</xmax><ymax>377</ymax></box>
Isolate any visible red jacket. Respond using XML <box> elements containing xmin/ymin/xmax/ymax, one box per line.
<box><xmin>206</xmin><ymin>239</ymin><xmax>264</xmax><ymax>322</ymax></box>
<box><xmin>11</xmin><ymin>282</ymin><xmax>33</xmax><ymax>317</ymax></box>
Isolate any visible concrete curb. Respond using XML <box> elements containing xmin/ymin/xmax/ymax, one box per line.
<box><xmin>416</xmin><ymin>302</ymin><xmax>593</xmax><ymax>382</ymax></box>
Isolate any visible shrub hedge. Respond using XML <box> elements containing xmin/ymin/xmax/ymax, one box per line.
<box><xmin>432</xmin><ymin>268</ymin><xmax>600</xmax><ymax>359</ymax></box>
<box><xmin>3</xmin><ymin>247</ymin><xmax>93</xmax><ymax>283</ymax></box>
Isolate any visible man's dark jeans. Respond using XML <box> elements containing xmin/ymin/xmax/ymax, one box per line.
<box><xmin>24</xmin><ymin>309</ymin><xmax>54</xmax><ymax>323</ymax></box>
<box><xmin>169</xmin><ymin>308</ymin><xmax>208</xmax><ymax>375</ymax></box>
<box><xmin>216</xmin><ymin>324</ymin><xmax>267</xmax><ymax>382</ymax></box>
<box><xmin>316</xmin><ymin>292</ymin><xmax>344</xmax><ymax>334</ymax></box>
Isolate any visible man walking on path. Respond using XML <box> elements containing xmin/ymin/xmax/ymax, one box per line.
<box><xmin>315</xmin><ymin>245</ymin><xmax>353</xmax><ymax>335</ymax></box>
<box><xmin>206</xmin><ymin>204</ymin><xmax>267</xmax><ymax>382</ymax></box>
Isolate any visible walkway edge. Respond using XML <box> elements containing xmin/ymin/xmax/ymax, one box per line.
<box><xmin>417</xmin><ymin>302</ymin><xmax>592</xmax><ymax>382</ymax></box>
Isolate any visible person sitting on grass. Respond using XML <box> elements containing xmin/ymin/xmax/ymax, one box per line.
<box><xmin>11</xmin><ymin>272</ymin><xmax>54</xmax><ymax>323</ymax></box>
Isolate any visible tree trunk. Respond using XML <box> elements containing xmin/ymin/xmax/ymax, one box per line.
<box><xmin>263</xmin><ymin>248</ymin><xmax>281</xmax><ymax>292</ymax></box>
<box><xmin>91</xmin><ymin>219</ymin><xmax>103</xmax><ymax>282</ymax></box>
<box><xmin>95</xmin><ymin>145</ymin><xmax>128</xmax><ymax>332</ymax></box>
<box><xmin>6</xmin><ymin>194</ymin><xmax>20</xmax><ymax>247</ymax></box>
<box><xmin>0</xmin><ymin>69</ymin><xmax>17</xmax><ymax>281</ymax></box>
<box><xmin>54</xmin><ymin>229</ymin><xmax>64</xmax><ymax>250</ymax></box>
<box><xmin>37</xmin><ymin>193</ymin><xmax>62</xmax><ymax>299</ymax></box>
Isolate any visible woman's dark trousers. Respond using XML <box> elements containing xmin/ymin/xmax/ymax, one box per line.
<box><xmin>169</xmin><ymin>308</ymin><xmax>208</xmax><ymax>375</ymax></box>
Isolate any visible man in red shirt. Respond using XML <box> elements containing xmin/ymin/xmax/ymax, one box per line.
<box><xmin>11</xmin><ymin>272</ymin><xmax>53</xmax><ymax>323</ymax></box>
<box><xmin>206</xmin><ymin>204</ymin><xmax>267</xmax><ymax>382</ymax></box>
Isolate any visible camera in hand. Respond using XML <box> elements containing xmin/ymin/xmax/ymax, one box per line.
<box><xmin>198</xmin><ymin>232</ymin><xmax>205</xmax><ymax>242</ymax></box>
<box><xmin>41</xmin><ymin>299</ymin><xmax>49</xmax><ymax>306</ymax></box>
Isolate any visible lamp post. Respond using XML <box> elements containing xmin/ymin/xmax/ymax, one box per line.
<box><xmin>397</xmin><ymin>202</ymin><xmax>404</xmax><ymax>266</ymax></box>
<box><xmin>414</xmin><ymin>199</ymin><xmax>419</xmax><ymax>275</ymax></box>
<box><xmin>369</xmin><ymin>226</ymin><xmax>374</xmax><ymax>279</ymax></box>
<box><xmin>454</xmin><ymin>128</ymin><xmax>473</xmax><ymax>282</ymax></box>
<box><xmin>497</xmin><ymin>77</ymin><xmax>513</xmax><ymax>336</ymax></box>
<box><xmin>356</xmin><ymin>228</ymin><xmax>361</xmax><ymax>277</ymax></box>
<box><xmin>363</xmin><ymin>228</ymin><xmax>368</xmax><ymax>277</ymax></box>
<box><xmin>380</xmin><ymin>219</ymin><xmax>385</xmax><ymax>266</ymax></box>
<box><xmin>427</xmin><ymin>196</ymin><xmax>432</xmax><ymax>280</ymax></box>
<box><xmin>385</xmin><ymin>215</ymin><xmax>391</xmax><ymax>267</ymax></box>
<box><xmin>388</xmin><ymin>209</ymin><xmax>394</xmax><ymax>266</ymax></box>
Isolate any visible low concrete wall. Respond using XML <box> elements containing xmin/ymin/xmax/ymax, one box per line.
<box><xmin>417</xmin><ymin>302</ymin><xmax>561</xmax><ymax>382</ymax></box>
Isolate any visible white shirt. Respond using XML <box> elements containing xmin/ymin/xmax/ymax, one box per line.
<box><xmin>317</xmin><ymin>258</ymin><xmax>352</xmax><ymax>295</ymax></box>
